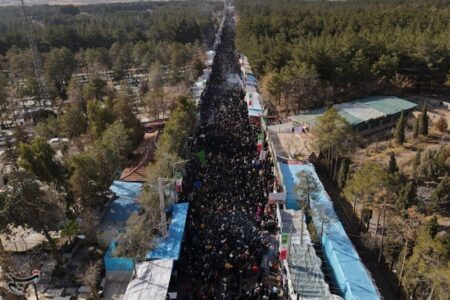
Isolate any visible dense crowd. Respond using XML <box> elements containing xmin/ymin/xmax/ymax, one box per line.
<box><xmin>180</xmin><ymin>11</ymin><xmax>282</xmax><ymax>300</ymax></box>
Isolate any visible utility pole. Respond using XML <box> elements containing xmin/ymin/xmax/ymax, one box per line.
<box><xmin>158</xmin><ymin>178</ymin><xmax>168</xmax><ymax>237</ymax></box>
<box><xmin>300</xmin><ymin>203</ymin><xmax>305</xmax><ymax>245</ymax></box>
<box><xmin>20</xmin><ymin>0</ymin><xmax>49</xmax><ymax>107</ymax></box>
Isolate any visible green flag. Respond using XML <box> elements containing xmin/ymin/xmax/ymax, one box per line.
<box><xmin>257</xmin><ymin>133</ymin><xmax>264</xmax><ymax>145</ymax></box>
<box><xmin>281</xmin><ymin>233</ymin><xmax>289</xmax><ymax>247</ymax></box>
<box><xmin>197</xmin><ymin>149</ymin><xmax>206</xmax><ymax>166</ymax></box>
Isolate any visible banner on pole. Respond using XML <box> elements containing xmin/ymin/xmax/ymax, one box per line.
<box><xmin>259</xmin><ymin>150</ymin><xmax>267</xmax><ymax>161</ymax></box>
<box><xmin>175</xmin><ymin>172</ymin><xmax>183</xmax><ymax>193</ymax></box>
<box><xmin>281</xmin><ymin>233</ymin><xmax>289</xmax><ymax>247</ymax></box>
<box><xmin>197</xmin><ymin>150</ymin><xmax>207</xmax><ymax>166</ymax></box>
<box><xmin>257</xmin><ymin>133</ymin><xmax>264</xmax><ymax>143</ymax></box>
<box><xmin>279</xmin><ymin>248</ymin><xmax>288</xmax><ymax>260</ymax></box>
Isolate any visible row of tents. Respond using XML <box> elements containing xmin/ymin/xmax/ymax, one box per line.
<box><xmin>239</xmin><ymin>55</ymin><xmax>265</xmax><ymax>124</ymax></box>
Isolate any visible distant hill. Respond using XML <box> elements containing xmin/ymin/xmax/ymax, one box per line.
<box><xmin>0</xmin><ymin>0</ymin><xmax>171</xmax><ymax>6</ymax></box>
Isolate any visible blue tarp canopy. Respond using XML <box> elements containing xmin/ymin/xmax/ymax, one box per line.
<box><xmin>249</xmin><ymin>108</ymin><xmax>264</xmax><ymax>117</ymax></box>
<box><xmin>104</xmin><ymin>240</ymin><xmax>134</xmax><ymax>272</ymax></box>
<box><xmin>146</xmin><ymin>202</ymin><xmax>189</xmax><ymax>260</ymax></box>
<box><xmin>279</xmin><ymin>162</ymin><xmax>379</xmax><ymax>300</ymax></box>
<box><xmin>103</xmin><ymin>181</ymin><xmax>143</xmax><ymax>223</ymax></box>
<box><xmin>246</xmin><ymin>74</ymin><xmax>257</xmax><ymax>82</ymax></box>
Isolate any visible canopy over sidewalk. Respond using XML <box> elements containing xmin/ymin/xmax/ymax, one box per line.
<box><xmin>279</xmin><ymin>162</ymin><xmax>380</xmax><ymax>300</ymax></box>
<box><xmin>146</xmin><ymin>202</ymin><xmax>189</xmax><ymax>260</ymax></box>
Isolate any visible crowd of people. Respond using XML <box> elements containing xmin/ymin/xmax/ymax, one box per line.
<box><xmin>179</xmin><ymin>11</ymin><xmax>283</xmax><ymax>300</ymax></box>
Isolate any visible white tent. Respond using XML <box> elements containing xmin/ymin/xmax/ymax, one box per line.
<box><xmin>123</xmin><ymin>259</ymin><xmax>174</xmax><ymax>300</ymax></box>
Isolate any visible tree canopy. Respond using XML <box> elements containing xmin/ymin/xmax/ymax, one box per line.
<box><xmin>236</xmin><ymin>0</ymin><xmax>450</xmax><ymax>112</ymax></box>
<box><xmin>18</xmin><ymin>138</ymin><xmax>65</xmax><ymax>184</ymax></box>
<box><xmin>0</xmin><ymin>171</ymin><xmax>65</xmax><ymax>259</ymax></box>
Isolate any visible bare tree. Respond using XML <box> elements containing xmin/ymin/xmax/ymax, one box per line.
<box><xmin>79</xmin><ymin>209</ymin><xmax>98</xmax><ymax>244</ymax></box>
<box><xmin>77</xmin><ymin>261</ymin><xmax>101</xmax><ymax>300</ymax></box>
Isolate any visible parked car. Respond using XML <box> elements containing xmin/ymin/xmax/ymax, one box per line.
<box><xmin>48</xmin><ymin>137</ymin><xmax>70</xmax><ymax>148</ymax></box>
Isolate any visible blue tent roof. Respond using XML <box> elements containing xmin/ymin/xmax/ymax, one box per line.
<box><xmin>103</xmin><ymin>181</ymin><xmax>143</xmax><ymax>223</ymax></box>
<box><xmin>279</xmin><ymin>162</ymin><xmax>379</xmax><ymax>300</ymax></box>
<box><xmin>246</xmin><ymin>74</ymin><xmax>257</xmax><ymax>82</ymax></box>
<box><xmin>104</xmin><ymin>240</ymin><xmax>134</xmax><ymax>272</ymax></box>
<box><xmin>249</xmin><ymin>108</ymin><xmax>264</xmax><ymax>117</ymax></box>
<box><xmin>146</xmin><ymin>202</ymin><xmax>189</xmax><ymax>260</ymax></box>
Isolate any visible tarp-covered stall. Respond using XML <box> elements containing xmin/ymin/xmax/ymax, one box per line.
<box><xmin>146</xmin><ymin>202</ymin><xmax>189</xmax><ymax>260</ymax></box>
<box><xmin>98</xmin><ymin>181</ymin><xmax>143</xmax><ymax>245</ymax></box>
<box><xmin>104</xmin><ymin>241</ymin><xmax>135</xmax><ymax>281</ymax></box>
<box><xmin>245</xmin><ymin>91</ymin><xmax>264</xmax><ymax>124</ymax></box>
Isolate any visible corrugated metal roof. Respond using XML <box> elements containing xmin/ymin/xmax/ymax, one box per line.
<box><xmin>355</xmin><ymin>96</ymin><xmax>417</xmax><ymax>115</ymax></box>
<box><xmin>335</xmin><ymin>102</ymin><xmax>384</xmax><ymax>125</ymax></box>
<box><xmin>123</xmin><ymin>260</ymin><xmax>173</xmax><ymax>300</ymax></box>
<box><xmin>280</xmin><ymin>209</ymin><xmax>332</xmax><ymax>299</ymax></box>
<box><xmin>289</xmin><ymin>109</ymin><xmax>325</xmax><ymax>127</ymax></box>
<box><xmin>290</xmin><ymin>96</ymin><xmax>417</xmax><ymax>127</ymax></box>
<box><xmin>335</xmin><ymin>109</ymin><xmax>363</xmax><ymax>126</ymax></box>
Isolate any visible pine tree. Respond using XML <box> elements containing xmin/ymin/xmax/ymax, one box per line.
<box><xmin>337</xmin><ymin>159</ymin><xmax>349</xmax><ymax>189</ymax></box>
<box><xmin>413</xmin><ymin>116</ymin><xmax>420</xmax><ymax>138</ymax></box>
<box><xmin>413</xmin><ymin>150</ymin><xmax>421</xmax><ymax>170</ymax></box>
<box><xmin>419</xmin><ymin>102</ymin><xmax>428</xmax><ymax>136</ymax></box>
<box><xmin>426</xmin><ymin>216</ymin><xmax>440</xmax><ymax>238</ymax></box>
<box><xmin>3</xmin><ymin>136</ymin><xmax>18</xmax><ymax>168</ymax></box>
<box><xmin>388</xmin><ymin>152</ymin><xmax>399</xmax><ymax>174</ymax></box>
<box><xmin>430</xmin><ymin>175</ymin><xmax>449</xmax><ymax>214</ymax></box>
<box><xmin>395</xmin><ymin>181</ymin><xmax>416</xmax><ymax>212</ymax></box>
<box><xmin>295</xmin><ymin>170</ymin><xmax>320</xmax><ymax>207</ymax></box>
<box><xmin>395</xmin><ymin>112</ymin><xmax>405</xmax><ymax>145</ymax></box>
<box><xmin>417</xmin><ymin>149</ymin><xmax>439</xmax><ymax>180</ymax></box>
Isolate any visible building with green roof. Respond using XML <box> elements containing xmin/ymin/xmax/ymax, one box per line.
<box><xmin>290</xmin><ymin>96</ymin><xmax>417</xmax><ymax>136</ymax></box>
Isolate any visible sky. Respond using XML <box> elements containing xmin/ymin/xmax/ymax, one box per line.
<box><xmin>0</xmin><ymin>0</ymin><xmax>167</xmax><ymax>6</ymax></box>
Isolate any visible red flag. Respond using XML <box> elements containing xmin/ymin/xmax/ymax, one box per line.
<box><xmin>279</xmin><ymin>248</ymin><xmax>288</xmax><ymax>260</ymax></box>
<box><xmin>176</xmin><ymin>177</ymin><xmax>183</xmax><ymax>193</ymax></box>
